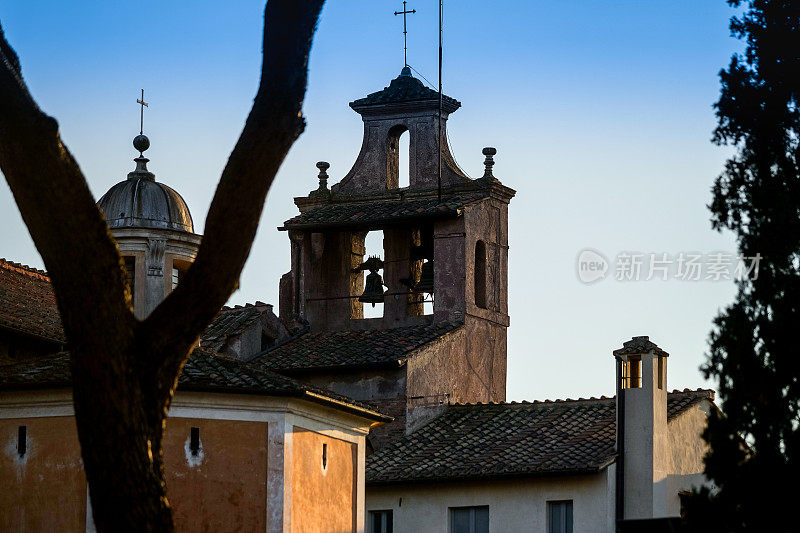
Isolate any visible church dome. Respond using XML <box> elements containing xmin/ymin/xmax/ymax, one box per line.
<box><xmin>97</xmin><ymin>135</ymin><xmax>194</xmax><ymax>233</ymax></box>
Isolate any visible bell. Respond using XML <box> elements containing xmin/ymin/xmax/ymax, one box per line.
<box><xmin>412</xmin><ymin>260</ymin><xmax>434</xmax><ymax>293</ymax></box>
<box><xmin>359</xmin><ymin>271</ymin><xmax>386</xmax><ymax>307</ymax></box>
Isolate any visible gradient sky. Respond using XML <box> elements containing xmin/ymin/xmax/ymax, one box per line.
<box><xmin>0</xmin><ymin>1</ymin><xmax>744</xmax><ymax>401</ymax></box>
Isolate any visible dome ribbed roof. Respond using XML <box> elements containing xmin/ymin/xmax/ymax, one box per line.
<box><xmin>97</xmin><ymin>156</ymin><xmax>194</xmax><ymax>233</ymax></box>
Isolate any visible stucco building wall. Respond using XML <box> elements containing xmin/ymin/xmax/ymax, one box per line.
<box><xmin>164</xmin><ymin>418</ymin><xmax>269</xmax><ymax>532</ymax></box>
<box><xmin>663</xmin><ymin>401</ymin><xmax>714</xmax><ymax>516</ymax></box>
<box><xmin>0</xmin><ymin>389</ymin><xmax>373</xmax><ymax>533</ymax></box>
<box><xmin>0</xmin><ymin>415</ymin><xmax>86</xmax><ymax>532</ymax></box>
<box><xmin>366</xmin><ymin>470</ymin><xmax>616</xmax><ymax>533</ymax></box>
<box><xmin>291</xmin><ymin>427</ymin><xmax>357</xmax><ymax>532</ymax></box>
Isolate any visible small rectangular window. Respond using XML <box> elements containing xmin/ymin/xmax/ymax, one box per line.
<box><xmin>17</xmin><ymin>425</ymin><xmax>26</xmax><ymax>456</ymax></box>
<box><xmin>450</xmin><ymin>506</ymin><xmax>489</xmax><ymax>533</ymax></box>
<box><xmin>190</xmin><ymin>427</ymin><xmax>200</xmax><ymax>456</ymax></box>
<box><xmin>369</xmin><ymin>510</ymin><xmax>393</xmax><ymax>533</ymax></box>
<box><xmin>658</xmin><ymin>356</ymin><xmax>664</xmax><ymax>390</ymax></box>
<box><xmin>548</xmin><ymin>500</ymin><xmax>573</xmax><ymax>533</ymax></box>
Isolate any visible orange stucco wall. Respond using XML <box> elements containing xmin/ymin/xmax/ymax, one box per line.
<box><xmin>0</xmin><ymin>416</ymin><xmax>86</xmax><ymax>532</ymax></box>
<box><xmin>164</xmin><ymin>417</ymin><xmax>269</xmax><ymax>533</ymax></box>
<box><xmin>291</xmin><ymin>427</ymin><xmax>357</xmax><ymax>533</ymax></box>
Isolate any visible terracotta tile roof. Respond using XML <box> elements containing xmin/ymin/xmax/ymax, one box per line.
<box><xmin>613</xmin><ymin>336</ymin><xmax>669</xmax><ymax>358</ymax></box>
<box><xmin>0</xmin><ymin>348</ymin><xmax>390</xmax><ymax>422</ymax></box>
<box><xmin>0</xmin><ymin>259</ymin><xmax>64</xmax><ymax>343</ymax></box>
<box><xmin>252</xmin><ymin>320</ymin><xmax>462</xmax><ymax>372</ymax></box>
<box><xmin>201</xmin><ymin>305</ymin><xmax>263</xmax><ymax>352</ymax></box>
<box><xmin>667</xmin><ymin>388</ymin><xmax>715</xmax><ymax>420</ymax></box>
<box><xmin>365</xmin><ymin>389</ymin><xmax>714</xmax><ymax>484</ymax></box>
<box><xmin>282</xmin><ymin>195</ymin><xmax>482</xmax><ymax>230</ymax></box>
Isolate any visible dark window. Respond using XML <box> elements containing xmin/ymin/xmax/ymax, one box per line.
<box><xmin>190</xmin><ymin>427</ymin><xmax>200</xmax><ymax>456</ymax></box>
<box><xmin>17</xmin><ymin>425</ymin><xmax>26</xmax><ymax>457</ymax></box>
<box><xmin>548</xmin><ymin>500</ymin><xmax>573</xmax><ymax>533</ymax></box>
<box><xmin>261</xmin><ymin>331</ymin><xmax>276</xmax><ymax>351</ymax></box>
<box><xmin>172</xmin><ymin>259</ymin><xmax>190</xmax><ymax>290</ymax></box>
<box><xmin>658</xmin><ymin>356</ymin><xmax>664</xmax><ymax>390</ymax></box>
<box><xmin>369</xmin><ymin>510</ymin><xmax>393</xmax><ymax>533</ymax></box>
<box><xmin>450</xmin><ymin>506</ymin><xmax>489</xmax><ymax>533</ymax></box>
<box><xmin>322</xmin><ymin>443</ymin><xmax>328</xmax><ymax>469</ymax></box>
<box><xmin>123</xmin><ymin>256</ymin><xmax>136</xmax><ymax>298</ymax></box>
<box><xmin>474</xmin><ymin>241</ymin><xmax>487</xmax><ymax>309</ymax></box>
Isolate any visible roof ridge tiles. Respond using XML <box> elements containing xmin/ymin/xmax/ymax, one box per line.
<box><xmin>0</xmin><ymin>258</ymin><xmax>50</xmax><ymax>281</ymax></box>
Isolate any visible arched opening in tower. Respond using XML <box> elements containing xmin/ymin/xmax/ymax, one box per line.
<box><xmin>361</xmin><ymin>230</ymin><xmax>385</xmax><ymax>319</ymax></box>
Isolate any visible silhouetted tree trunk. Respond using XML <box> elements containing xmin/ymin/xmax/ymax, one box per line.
<box><xmin>682</xmin><ymin>1</ymin><xmax>800</xmax><ymax>531</ymax></box>
<box><xmin>0</xmin><ymin>1</ymin><xmax>324</xmax><ymax>530</ymax></box>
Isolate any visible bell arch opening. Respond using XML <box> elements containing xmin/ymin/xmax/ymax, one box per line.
<box><xmin>361</xmin><ymin>230</ymin><xmax>385</xmax><ymax>319</ymax></box>
<box><xmin>387</xmin><ymin>125</ymin><xmax>409</xmax><ymax>189</ymax></box>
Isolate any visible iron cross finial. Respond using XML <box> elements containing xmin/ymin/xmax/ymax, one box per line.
<box><xmin>136</xmin><ymin>89</ymin><xmax>149</xmax><ymax>135</ymax></box>
<box><xmin>394</xmin><ymin>1</ymin><xmax>416</xmax><ymax>67</ymax></box>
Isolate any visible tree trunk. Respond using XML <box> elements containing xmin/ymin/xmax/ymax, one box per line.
<box><xmin>0</xmin><ymin>1</ymin><xmax>325</xmax><ymax>529</ymax></box>
<box><xmin>71</xmin><ymin>342</ymin><xmax>179</xmax><ymax>531</ymax></box>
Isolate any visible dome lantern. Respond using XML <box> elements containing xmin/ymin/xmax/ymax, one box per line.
<box><xmin>96</xmin><ymin>92</ymin><xmax>201</xmax><ymax>319</ymax></box>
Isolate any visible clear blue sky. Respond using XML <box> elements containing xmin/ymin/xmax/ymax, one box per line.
<box><xmin>0</xmin><ymin>1</ymin><xmax>742</xmax><ymax>401</ymax></box>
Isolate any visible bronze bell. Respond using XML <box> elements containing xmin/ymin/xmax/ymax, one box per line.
<box><xmin>412</xmin><ymin>260</ymin><xmax>434</xmax><ymax>293</ymax></box>
<box><xmin>359</xmin><ymin>271</ymin><xmax>385</xmax><ymax>306</ymax></box>
<box><xmin>353</xmin><ymin>256</ymin><xmax>386</xmax><ymax>307</ymax></box>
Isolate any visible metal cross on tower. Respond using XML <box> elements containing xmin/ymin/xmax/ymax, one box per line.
<box><xmin>136</xmin><ymin>89</ymin><xmax>149</xmax><ymax>135</ymax></box>
<box><xmin>394</xmin><ymin>1</ymin><xmax>416</xmax><ymax>67</ymax></box>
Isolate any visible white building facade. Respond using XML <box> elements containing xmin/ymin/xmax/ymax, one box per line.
<box><xmin>364</xmin><ymin>337</ymin><xmax>715</xmax><ymax>533</ymax></box>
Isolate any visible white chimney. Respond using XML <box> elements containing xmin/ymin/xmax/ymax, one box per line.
<box><xmin>614</xmin><ymin>336</ymin><xmax>669</xmax><ymax>520</ymax></box>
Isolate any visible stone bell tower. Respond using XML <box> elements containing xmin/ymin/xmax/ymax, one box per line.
<box><xmin>279</xmin><ymin>67</ymin><xmax>515</xmax><ymax>335</ymax></box>
<box><xmin>269</xmin><ymin>69</ymin><xmax>515</xmax><ymax>447</ymax></box>
<box><xmin>97</xmin><ymin>130</ymin><xmax>200</xmax><ymax>319</ymax></box>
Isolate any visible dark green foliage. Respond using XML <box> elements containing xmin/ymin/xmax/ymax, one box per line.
<box><xmin>683</xmin><ymin>1</ymin><xmax>800</xmax><ymax>531</ymax></box>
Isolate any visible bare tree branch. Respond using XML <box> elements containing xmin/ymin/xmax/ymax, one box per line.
<box><xmin>0</xmin><ymin>1</ymin><xmax>325</xmax><ymax>528</ymax></box>
<box><xmin>143</xmin><ymin>0</ymin><xmax>324</xmax><ymax>399</ymax></box>
<box><xmin>0</xmin><ymin>20</ymin><xmax>134</xmax><ymax>346</ymax></box>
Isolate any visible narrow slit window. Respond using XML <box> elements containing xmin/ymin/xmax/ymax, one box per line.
<box><xmin>190</xmin><ymin>427</ymin><xmax>200</xmax><ymax>456</ymax></box>
<box><xmin>474</xmin><ymin>240</ymin><xmax>487</xmax><ymax>309</ymax></box>
<box><xmin>657</xmin><ymin>356</ymin><xmax>664</xmax><ymax>390</ymax></box>
<box><xmin>322</xmin><ymin>443</ymin><xmax>328</xmax><ymax>469</ymax></box>
<box><xmin>17</xmin><ymin>425</ymin><xmax>26</xmax><ymax>457</ymax></box>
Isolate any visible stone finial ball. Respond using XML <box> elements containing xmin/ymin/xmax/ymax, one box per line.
<box><xmin>482</xmin><ymin>147</ymin><xmax>497</xmax><ymax>156</ymax></box>
<box><xmin>133</xmin><ymin>134</ymin><xmax>150</xmax><ymax>153</ymax></box>
<box><xmin>316</xmin><ymin>161</ymin><xmax>330</xmax><ymax>171</ymax></box>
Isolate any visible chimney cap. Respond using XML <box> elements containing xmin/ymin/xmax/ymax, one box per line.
<box><xmin>613</xmin><ymin>335</ymin><xmax>669</xmax><ymax>358</ymax></box>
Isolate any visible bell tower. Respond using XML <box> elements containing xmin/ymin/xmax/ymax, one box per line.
<box><xmin>279</xmin><ymin>68</ymin><xmax>514</xmax><ymax>335</ymax></box>
<box><xmin>268</xmin><ymin>70</ymin><xmax>515</xmax><ymax>446</ymax></box>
